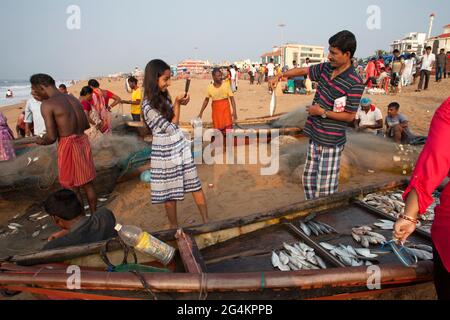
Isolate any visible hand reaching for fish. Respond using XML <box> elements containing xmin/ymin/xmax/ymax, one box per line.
<box><xmin>393</xmin><ymin>218</ymin><xmax>417</xmax><ymax>244</ymax></box>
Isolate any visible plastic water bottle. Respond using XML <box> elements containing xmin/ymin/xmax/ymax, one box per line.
<box><xmin>115</xmin><ymin>224</ymin><xmax>175</xmax><ymax>265</ymax></box>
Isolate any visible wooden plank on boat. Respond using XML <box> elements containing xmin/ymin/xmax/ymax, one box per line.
<box><xmin>0</xmin><ymin>261</ymin><xmax>433</xmax><ymax>294</ymax></box>
<box><xmin>175</xmin><ymin>230</ymin><xmax>206</xmax><ymax>274</ymax></box>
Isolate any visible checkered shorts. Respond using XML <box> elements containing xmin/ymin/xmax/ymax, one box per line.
<box><xmin>303</xmin><ymin>140</ymin><xmax>344</xmax><ymax>200</ymax></box>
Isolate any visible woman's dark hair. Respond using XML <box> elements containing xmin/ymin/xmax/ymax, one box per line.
<box><xmin>30</xmin><ymin>74</ymin><xmax>56</xmax><ymax>87</ymax></box>
<box><xmin>80</xmin><ymin>86</ymin><xmax>93</xmax><ymax>97</ymax></box>
<box><xmin>44</xmin><ymin>189</ymin><xmax>83</xmax><ymax>221</ymax></box>
<box><xmin>329</xmin><ymin>30</ymin><xmax>357</xmax><ymax>58</ymax></box>
<box><xmin>143</xmin><ymin>59</ymin><xmax>174</xmax><ymax>121</ymax></box>
<box><xmin>88</xmin><ymin>79</ymin><xmax>100</xmax><ymax>88</ymax></box>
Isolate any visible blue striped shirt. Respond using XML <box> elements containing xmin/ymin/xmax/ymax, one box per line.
<box><xmin>303</xmin><ymin>62</ymin><xmax>365</xmax><ymax>147</ymax></box>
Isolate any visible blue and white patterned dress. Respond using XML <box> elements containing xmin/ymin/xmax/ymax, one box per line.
<box><xmin>143</xmin><ymin>100</ymin><xmax>202</xmax><ymax>204</ymax></box>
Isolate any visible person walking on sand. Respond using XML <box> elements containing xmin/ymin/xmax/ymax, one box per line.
<box><xmin>24</xmin><ymin>93</ymin><xmax>45</xmax><ymax>137</ymax></box>
<box><xmin>436</xmin><ymin>49</ymin><xmax>447</xmax><ymax>83</ymax></box>
<box><xmin>31</xmin><ymin>74</ymin><xmax>98</xmax><ymax>214</ymax></box>
<box><xmin>142</xmin><ymin>59</ymin><xmax>209</xmax><ymax>229</ymax></box>
<box><xmin>0</xmin><ymin>112</ymin><xmax>16</xmax><ymax>162</ymax></box>
<box><xmin>88</xmin><ymin>79</ymin><xmax>112</xmax><ymax>133</ymax></box>
<box><xmin>198</xmin><ymin>68</ymin><xmax>238</xmax><ymax>134</ymax></box>
<box><xmin>416</xmin><ymin>46</ymin><xmax>435</xmax><ymax>92</ymax></box>
<box><xmin>271</xmin><ymin>30</ymin><xmax>365</xmax><ymax>200</ymax></box>
<box><xmin>266</xmin><ymin>59</ymin><xmax>275</xmax><ymax>93</ymax></box>
<box><xmin>79</xmin><ymin>86</ymin><xmax>103</xmax><ymax>142</ymax></box>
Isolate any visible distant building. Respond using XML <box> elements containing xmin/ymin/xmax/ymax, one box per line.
<box><xmin>177</xmin><ymin>60</ymin><xmax>211</xmax><ymax>74</ymax></box>
<box><xmin>425</xmin><ymin>24</ymin><xmax>450</xmax><ymax>54</ymax></box>
<box><xmin>390</xmin><ymin>32</ymin><xmax>427</xmax><ymax>55</ymax></box>
<box><xmin>261</xmin><ymin>44</ymin><xmax>325</xmax><ymax>68</ymax></box>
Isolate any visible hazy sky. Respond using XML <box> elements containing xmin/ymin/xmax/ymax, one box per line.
<box><xmin>1</xmin><ymin>0</ymin><xmax>449</xmax><ymax>80</ymax></box>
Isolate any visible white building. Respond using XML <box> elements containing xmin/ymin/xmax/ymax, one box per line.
<box><xmin>390</xmin><ymin>32</ymin><xmax>427</xmax><ymax>55</ymax></box>
<box><xmin>177</xmin><ymin>60</ymin><xmax>211</xmax><ymax>74</ymax></box>
<box><xmin>261</xmin><ymin>44</ymin><xmax>325</xmax><ymax>68</ymax></box>
<box><xmin>426</xmin><ymin>24</ymin><xmax>450</xmax><ymax>54</ymax></box>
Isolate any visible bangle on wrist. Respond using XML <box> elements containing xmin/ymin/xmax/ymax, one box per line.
<box><xmin>399</xmin><ymin>214</ymin><xmax>418</xmax><ymax>224</ymax></box>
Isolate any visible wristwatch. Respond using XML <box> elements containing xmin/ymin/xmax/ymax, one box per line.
<box><xmin>321</xmin><ymin>110</ymin><xmax>328</xmax><ymax>119</ymax></box>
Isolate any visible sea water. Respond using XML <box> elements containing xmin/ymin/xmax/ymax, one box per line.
<box><xmin>0</xmin><ymin>79</ymin><xmax>73</xmax><ymax>108</ymax></box>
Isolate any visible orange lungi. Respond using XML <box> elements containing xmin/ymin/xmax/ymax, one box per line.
<box><xmin>57</xmin><ymin>134</ymin><xmax>96</xmax><ymax>188</ymax></box>
<box><xmin>212</xmin><ymin>98</ymin><xmax>233</xmax><ymax>133</ymax></box>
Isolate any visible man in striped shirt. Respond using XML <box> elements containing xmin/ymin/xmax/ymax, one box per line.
<box><xmin>272</xmin><ymin>30</ymin><xmax>365</xmax><ymax>200</ymax></box>
<box><xmin>32</xmin><ymin>74</ymin><xmax>98</xmax><ymax>214</ymax></box>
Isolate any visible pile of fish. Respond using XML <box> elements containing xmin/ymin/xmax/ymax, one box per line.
<box><xmin>362</xmin><ymin>191</ymin><xmax>437</xmax><ymax>223</ymax></box>
<box><xmin>320</xmin><ymin>242</ymin><xmax>377</xmax><ymax>267</ymax></box>
<box><xmin>271</xmin><ymin>242</ymin><xmax>327</xmax><ymax>271</ymax></box>
<box><xmin>403</xmin><ymin>244</ymin><xmax>433</xmax><ymax>261</ymax></box>
<box><xmin>362</xmin><ymin>192</ymin><xmax>405</xmax><ymax>219</ymax></box>
<box><xmin>299</xmin><ymin>220</ymin><xmax>337</xmax><ymax>237</ymax></box>
<box><xmin>352</xmin><ymin>226</ymin><xmax>387</xmax><ymax>248</ymax></box>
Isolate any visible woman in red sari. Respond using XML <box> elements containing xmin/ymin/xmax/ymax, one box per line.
<box><xmin>394</xmin><ymin>96</ymin><xmax>450</xmax><ymax>300</ymax></box>
<box><xmin>88</xmin><ymin>79</ymin><xmax>111</xmax><ymax>134</ymax></box>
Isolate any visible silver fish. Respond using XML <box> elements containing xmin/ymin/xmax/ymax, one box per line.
<box><xmin>404</xmin><ymin>247</ymin><xmax>433</xmax><ymax>261</ymax></box>
<box><xmin>283</xmin><ymin>243</ymin><xmax>300</xmax><ymax>256</ymax></box>
<box><xmin>288</xmin><ymin>263</ymin><xmax>299</xmax><ymax>271</ymax></box>
<box><xmin>272</xmin><ymin>252</ymin><xmax>290</xmax><ymax>271</ymax></box>
<box><xmin>307</xmin><ymin>222</ymin><xmax>321</xmax><ymax>236</ymax></box>
<box><xmin>315</xmin><ymin>255</ymin><xmax>327</xmax><ymax>269</ymax></box>
<box><xmin>355</xmin><ymin>248</ymin><xmax>378</xmax><ymax>258</ymax></box>
<box><xmin>320</xmin><ymin>242</ymin><xmax>336</xmax><ymax>251</ymax></box>
<box><xmin>279</xmin><ymin>251</ymin><xmax>290</xmax><ymax>265</ymax></box>
<box><xmin>309</xmin><ymin>221</ymin><xmax>327</xmax><ymax>235</ymax></box>
<box><xmin>299</xmin><ymin>222</ymin><xmax>312</xmax><ymax>236</ymax></box>
<box><xmin>411</xmin><ymin>244</ymin><xmax>433</xmax><ymax>253</ymax></box>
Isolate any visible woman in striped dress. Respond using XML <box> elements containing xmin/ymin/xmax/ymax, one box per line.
<box><xmin>142</xmin><ymin>59</ymin><xmax>209</xmax><ymax>229</ymax></box>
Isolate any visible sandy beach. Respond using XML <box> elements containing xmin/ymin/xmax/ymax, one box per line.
<box><xmin>1</xmin><ymin>77</ymin><xmax>449</xmax><ymax>232</ymax></box>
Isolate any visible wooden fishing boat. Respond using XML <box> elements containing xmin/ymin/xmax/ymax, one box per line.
<box><xmin>0</xmin><ymin>179</ymin><xmax>437</xmax><ymax>300</ymax></box>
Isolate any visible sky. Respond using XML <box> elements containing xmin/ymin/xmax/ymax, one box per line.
<box><xmin>1</xmin><ymin>0</ymin><xmax>449</xmax><ymax>80</ymax></box>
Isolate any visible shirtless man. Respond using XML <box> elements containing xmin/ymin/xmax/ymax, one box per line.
<box><xmin>31</xmin><ymin>74</ymin><xmax>97</xmax><ymax>215</ymax></box>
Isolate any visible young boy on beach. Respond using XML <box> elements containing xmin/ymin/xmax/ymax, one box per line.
<box><xmin>198</xmin><ymin>68</ymin><xmax>238</xmax><ymax>134</ymax></box>
<box><xmin>32</xmin><ymin>74</ymin><xmax>98</xmax><ymax>214</ymax></box>
<box><xmin>141</xmin><ymin>59</ymin><xmax>209</xmax><ymax>229</ymax></box>
<box><xmin>43</xmin><ymin>190</ymin><xmax>117</xmax><ymax>250</ymax></box>
<box><xmin>121</xmin><ymin>76</ymin><xmax>143</xmax><ymax>121</ymax></box>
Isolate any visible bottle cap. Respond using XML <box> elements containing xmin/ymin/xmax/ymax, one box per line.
<box><xmin>114</xmin><ymin>224</ymin><xmax>123</xmax><ymax>232</ymax></box>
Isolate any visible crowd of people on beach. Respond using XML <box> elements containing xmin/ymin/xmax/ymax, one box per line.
<box><xmin>0</xmin><ymin>28</ymin><xmax>450</xmax><ymax>299</ymax></box>
<box><xmin>357</xmin><ymin>47</ymin><xmax>449</xmax><ymax>95</ymax></box>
